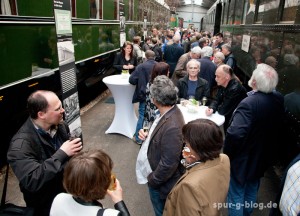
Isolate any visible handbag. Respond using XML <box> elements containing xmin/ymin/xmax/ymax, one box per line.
<box><xmin>0</xmin><ymin>164</ymin><xmax>35</xmax><ymax>216</ymax></box>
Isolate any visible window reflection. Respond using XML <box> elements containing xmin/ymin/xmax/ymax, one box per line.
<box><xmin>282</xmin><ymin>0</ymin><xmax>300</xmax><ymax>22</ymax></box>
<box><xmin>257</xmin><ymin>0</ymin><xmax>280</xmax><ymax>23</ymax></box>
<box><xmin>90</xmin><ymin>0</ymin><xmax>102</xmax><ymax>19</ymax></box>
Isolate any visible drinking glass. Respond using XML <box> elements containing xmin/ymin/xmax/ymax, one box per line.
<box><xmin>68</xmin><ymin>131</ymin><xmax>78</xmax><ymax>141</ymax></box>
<box><xmin>121</xmin><ymin>69</ymin><xmax>129</xmax><ymax>78</ymax></box>
<box><xmin>202</xmin><ymin>97</ymin><xmax>207</xmax><ymax>106</ymax></box>
<box><xmin>143</xmin><ymin>122</ymin><xmax>150</xmax><ymax>133</ymax></box>
<box><xmin>182</xmin><ymin>146</ymin><xmax>191</xmax><ymax>158</ymax></box>
<box><xmin>108</xmin><ymin>173</ymin><xmax>116</xmax><ymax>191</ymax></box>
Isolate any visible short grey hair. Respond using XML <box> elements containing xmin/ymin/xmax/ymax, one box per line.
<box><xmin>248</xmin><ymin>63</ymin><xmax>278</xmax><ymax>93</ymax></box>
<box><xmin>191</xmin><ymin>46</ymin><xmax>202</xmax><ymax>55</ymax></box>
<box><xmin>201</xmin><ymin>46</ymin><xmax>213</xmax><ymax>57</ymax></box>
<box><xmin>214</xmin><ymin>51</ymin><xmax>225</xmax><ymax>61</ymax></box>
<box><xmin>173</xmin><ymin>35</ymin><xmax>181</xmax><ymax>43</ymax></box>
<box><xmin>186</xmin><ymin>59</ymin><xmax>200</xmax><ymax>70</ymax></box>
<box><xmin>150</xmin><ymin>75</ymin><xmax>178</xmax><ymax>106</ymax></box>
<box><xmin>221</xmin><ymin>43</ymin><xmax>232</xmax><ymax>52</ymax></box>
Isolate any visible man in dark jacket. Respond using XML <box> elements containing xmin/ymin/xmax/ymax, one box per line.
<box><xmin>206</xmin><ymin>64</ymin><xmax>247</xmax><ymax>131</ymax></box>
<box><xmin>198</xmin><ymin>46</ymin><xmax>217</xmax><ymax>95</ymax></box>
<box><xmin>136</xmin><ymin>75</ymin><xmax>185</xmax><ymax>216</ymax></box>
<box><xmin>7</xmin><ymin>90</ymin><xmax>82</xmax><ymax>216</ymax></box>
<box><xmin>224</xmin><ymin>64</ymin><xmax>284</xmax><ymax>215</ymax></box>
<box><xmin>164</xmin><ymin>35</ymin><xmax>184</xmax><ymax>78</ymax></box>
<box><xmin>129</xmin><ymin>50</ymin><xmax>157</xmax><ymax>144</ymax></box>
<box><xmin>222</xmin><ymin>43</ymin><xmax>237</xmax><ymax>71</ymax></box>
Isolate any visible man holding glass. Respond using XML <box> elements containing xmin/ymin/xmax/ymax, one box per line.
<box><xmin>136</xmin><ymin>75</ymin><xmax>185</xmax><ymax>216</ymax></box>
<box><xmin>7</xmin><ymin>90</ymin><xmax>82</xmax><ymax>216</ymax></box>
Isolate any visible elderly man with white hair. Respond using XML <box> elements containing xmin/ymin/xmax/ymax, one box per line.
<box><xmin>224</xmin><ymin>63</ymin><xmax>285</xmax><ymax>215</ymax></box>
<box><xmin>198</xmin><ymin>46</ymin><xmax>217</xmax><ymax>95</ymax></box>
<box><xmin>164</xmin><ymin>34</ymin><xmax>184</xmax><ymax>78</ymax></box>
<box><xmin>171</xmin><ymin>46</ymin><xmax>202</xmax><ymax>85</ymax></box>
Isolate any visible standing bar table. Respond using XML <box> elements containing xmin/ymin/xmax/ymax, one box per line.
<box><xmin>103</xmin><ymin>74</ymin><xmax>137</xmax><ymax>138</ymax></box>
<box><xmin>177</xmin><ymin>104</ymin><xmax>225</xmax><ymax>126</ymax></box>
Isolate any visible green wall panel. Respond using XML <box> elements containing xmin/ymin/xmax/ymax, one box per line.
<box><xmin>17</xmin><ymin>0</ymin><xmax>53</xmax><ymax>17</ymax></box>
<box><xmin>0</xmin><ymin>23</ymin><xmax>119</xmax><ymax>87</ymax></box>
<box><xmin>103</xmin><ymin>0</ymin><xmax>115</xmax><ymax>20</ymax></box>
<box><xmin>76</xmin><ymin>1</ymin><xmax>89</xmax><ymax>18</ymax></box>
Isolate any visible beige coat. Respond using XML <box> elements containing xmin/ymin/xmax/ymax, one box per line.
<box><xmin>171</xmin><ymin>52</ymin><xmax>191</xmax><ymax>86</ymax></box>
<box><xmin>163</xmin><ymin>154</ymin><xmax>230</xmax><ymax>216</ymax></box>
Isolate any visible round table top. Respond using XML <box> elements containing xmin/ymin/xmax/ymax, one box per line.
<box><xmin>177</xmin><ymin>104</ymin><xmax>225</xmax><ymax>126</ymax></box>
<box><xmin>102</xmin><ymin>74</ymin><xmax>131</xmax><ymax>85</ymax></box>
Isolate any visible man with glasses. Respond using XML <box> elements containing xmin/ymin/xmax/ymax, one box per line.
<box><xmin>7</xmin><ymin>90</ymin><xmax>82</xmax><ymax>216</ymax></box>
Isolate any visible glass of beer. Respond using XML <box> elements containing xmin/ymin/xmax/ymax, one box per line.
<box><xmin>108</xmin><ymin>173</ymin><xmax>116</xmax><ymax>191</ymax></box>
<box><xmin>182</xmin><ymin>146</ymin><xmax>191</xmax><ymax>158</ymax></box>
<box><xmin>121</xmin><ymin>69</ymin><xmax>129</xmax><ymax>78</ymax></box>
<box><xmin>202</xmin><ymin>97</ymin><xmax>207</xmax><ymax>106</ymax></box>
<box><xmin>143</xmin><ymin>122</ymin><xmax>150</xmax><ymax>133</ymax></box>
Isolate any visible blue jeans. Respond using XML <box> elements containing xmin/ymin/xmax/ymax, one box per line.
<box><xmin>135</xmin><ymin>101</ymin><xmax>145</xmax><ymax>143</ymax></box>
<box><xmin>227</xmin><ymin>176</ymin><xmax>260</xmax><ymax>216</ymax></box>
<box><xmin>148</xmin><ymin>185</ymin><xmax>165</xmax><ymax>216</ymax></box>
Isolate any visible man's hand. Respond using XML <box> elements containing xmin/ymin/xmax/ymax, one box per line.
<box><xmin>60</xmin><ymin>138</ymin><xmax>82</xmax><ymax>156</ymax></box>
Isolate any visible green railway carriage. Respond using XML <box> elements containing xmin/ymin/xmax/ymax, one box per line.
<box><xmin>201</xmin><ymin>0</ymin><xmax>300</xmax><ymax>165</ymax></box>
<box><xmin>0</xmin><ymin>0</ymin><xmax>147</xmax><ymax>167</ymax></box>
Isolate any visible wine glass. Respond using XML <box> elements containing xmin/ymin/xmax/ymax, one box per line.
<box><xmin>202</xmin><ymin>97</ymin><xmax>207</xmax><ymax>106</ymax></box>
<box><xmin>143</xmin><ymin>122</ymin><xmax>150</xmax><ymax>133</ymax></box>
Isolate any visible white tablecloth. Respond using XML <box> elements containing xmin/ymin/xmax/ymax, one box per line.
<box><xmin>103</xmin><ymin>74</ymin><xmax>137</xmax><ymax>138</ymax></box>
<box><xmin>177</xmin><ymin>104</ymin><xmax>225</xmax><ymax>126</ymax></box>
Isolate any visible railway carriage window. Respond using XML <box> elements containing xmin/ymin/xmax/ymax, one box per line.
<box><xmin>242</xmin><ymin>0</ymin><xmax>249</xmax><ymax>24</ymax></box>
<box><xmin>228</xmin><ymin>0</ymin><xmax>236</xmax><ymax>24</ymax></box>
<box><xmin>256</xmin><ymin>0</ymin><xmax>280</xmax><ymax>23</ymax></box>
<box><xmin>114</xmin><ymin>0</ymin><xmax>118</xmax><ymax>20</ymax></box>
<box><xmin>0</xmin><ymin>0</ymin><xmax>17</xmax><ymax>15</ymax></box>
<box><xmin>128</xmin><ymin>0</ymin><xmax>133</xmax><ymax>21</ymax></box>
<box><xmin>282</xmin><ymin>0</ymin><xmax>300</xmax><ymax>22</ymax></box>
<box><xmin>90</xmin><ymin>0</ymin><xmax>102</xmax><ymax>19</ymax></box>
<box><xmin>234</xmin><ymin>0</ymin><xmax>245</xmax><ymax>24</ymax></box>
<box><xmin>223</xmin><ymin>2</ymin><xmax>229</xmax><ymax>24</ymax></box>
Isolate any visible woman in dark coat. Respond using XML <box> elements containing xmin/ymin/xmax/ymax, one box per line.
<box><xmin>113</xmin><ymin>41</ymin><xmax>137</xmax><ymax>74</ymax></box>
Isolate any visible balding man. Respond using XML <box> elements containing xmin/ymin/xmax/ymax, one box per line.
<box><xmin>7</xmin><ymin>90</ymin><xmax>82</xmax><ymax>216</ymax></box>
<box><xmin>206</xmin><ymin>65</ymin><xmax>247</xmax><ymax>131</ymax></box>
<box><xmin>164</xmin><ymin>35</ymin><xmax>184</xmax><ymax>78</ymax></box>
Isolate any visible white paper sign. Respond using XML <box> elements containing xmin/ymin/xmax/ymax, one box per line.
<box><xmin>120</xmin><ymin>32</ymin><xmax>126</xmax><ymax>47</ymax></box>
<box><xmin>242</xmin><ymin>35</ymin><xmax>251</xmax><ymax>52</ymax></box>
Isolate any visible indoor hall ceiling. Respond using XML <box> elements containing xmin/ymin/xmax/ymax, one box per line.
<box><xmin>164</xmin><ymin>0</ymin><xmax>217</xmax><ymax>10</ymax></box>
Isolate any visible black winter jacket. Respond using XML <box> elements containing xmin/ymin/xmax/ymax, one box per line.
<box><xmin>7</xmin><ymin>118</ymin><xmax>70</xmax><ymax>216</ymax></box>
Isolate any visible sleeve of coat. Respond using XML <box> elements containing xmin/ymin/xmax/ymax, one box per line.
<box><xmin>113</xmin><ymin>53</ymin><xmax>124</xmax><ymax>71</ymax></box>
<box><xmin>173</xmin><ymin>56</ymin><xmax>187</xmax><ymax>78</ymax></box>
<box><xmin>218</xmin><ymin>87</ymin><xmax>245</xmax><ymax>116</ymax></box>
<box><xmin>224</xmin><ymin>101</ymin><xmax>253</xmax><ymax>159</ymax></box>
<box><xmin>164</xmin><ymin>182</ymin><xmax>205</xmax><ymax>216</ymax></box>
<box><xmin>7</xmin><ymin>139</ymin><xmax>69</xmax><ymax>192</ymax></box>
<box><xmin>147</xmin><ymin>125</ymin><xmax>183</xmax><ymax>188</ymax></box>
<box><xmin>129</xmin><ymin>65</ymin><xmax>141</xmax><ymax>85</ymax></box>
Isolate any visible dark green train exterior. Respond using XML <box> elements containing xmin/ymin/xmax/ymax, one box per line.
<box><xmin>0</xmin><ymin>0</ymin><xmax>146</xmax><ymax>167</ymax></box>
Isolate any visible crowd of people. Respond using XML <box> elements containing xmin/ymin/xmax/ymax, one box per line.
<box><xmin>5</xmin><ymin>26</ymin><xmax>300</xmax><ymax>216</ymax></box>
